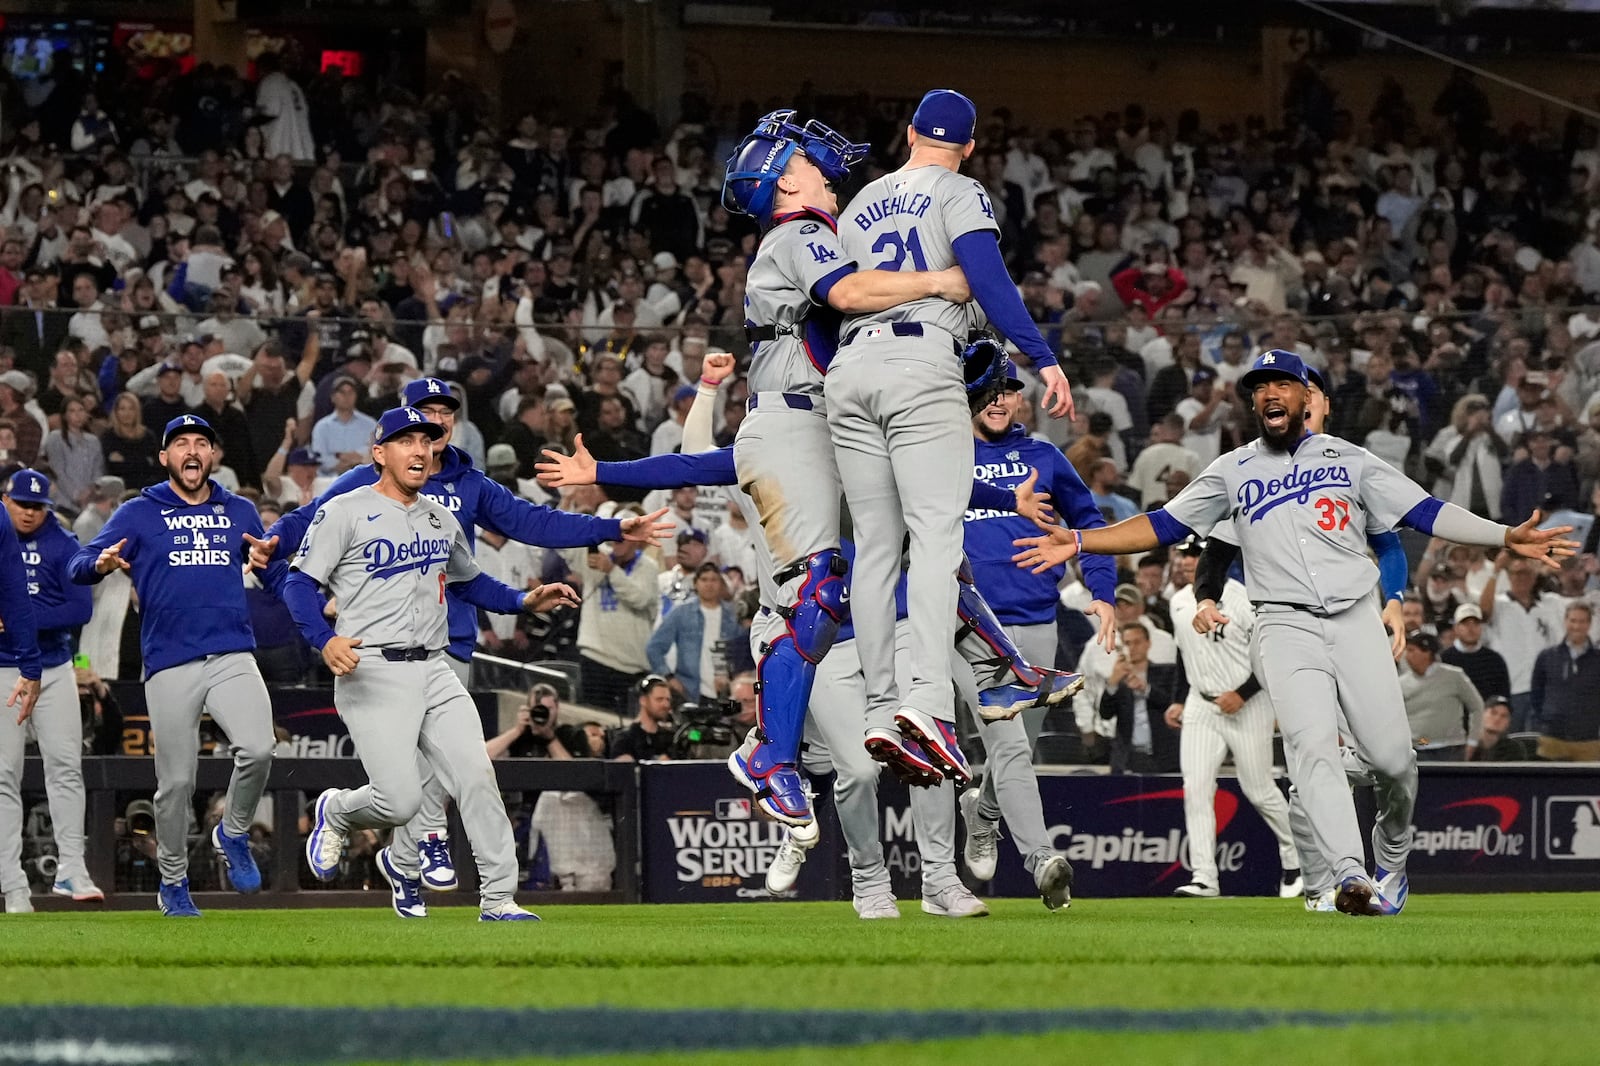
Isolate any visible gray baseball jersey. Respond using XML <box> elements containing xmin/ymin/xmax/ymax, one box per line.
<box><xmin>292</xmin><ymin>485</ymin><xmax>479</xmax><ymax>650</ymax></box>
<box><xmin>744</xmin><ymin>216</ymin><xmax>854</xmax><ymax>396</ymax></box>
<box><xmin>838</xmin><ymin>166</ymin><xmax>997</xmax><ymax>339</ymax></box>
<box><xmin>1162</xmin><ymin>435</ymin><xmax>1428</xmax><ymax>611</ymax></box>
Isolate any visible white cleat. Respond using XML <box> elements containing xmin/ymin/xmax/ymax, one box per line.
<box><xmin>959</xmin><ymin>788</ymin><xmax>999</xmax><ymax>882</ymax></box>
<box><xmin>765</xmin><ymin>829</ymin><xmax>815</xmax><ymax>894</ymax></box>
<box><xmin>1305</xmin><ymin>889</ymin><xmax>1338</xmax><ymax>913</ymax></box>
<box><xmin>1174</xmin><ymin>881</ymin><xmax>1220</xmax><ymax>898</ymax></box>
<box><xmin>4</xmin><ymin>888</ymin><xmax>33</xmax><ymax>913</ymax></box>
<box><xmin>854</xmin><ymin>893</ymin><xmax>900</xmax><ymax>920</ymax></box>
<box><xmin>921</xmin><ymin>883</ymin><xmax>990</xmax><ymax>918</ymax></box>
<box><xmin>1279</xmin><ymin>869</ymin><xmax>1305</xmax><ymax>899</ymax></box>
<box><xmin>1036</xmin><ymin>855</ymin><xmax>1074</xmax><ymax>911</ymax></box>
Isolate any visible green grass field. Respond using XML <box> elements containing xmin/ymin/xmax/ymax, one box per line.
<box><xmin>0</xmin><ymin>894</ymin><xmax>1595</xmax><ymax>1065</ymax></box>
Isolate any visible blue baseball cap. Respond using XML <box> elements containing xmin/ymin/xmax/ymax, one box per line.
<box><xmin>1000</xmin><ymin>361</ymin><xmax>1024</xmax><ymax>392</ymax></box>
<box><xmin>5</xmin><ymin>469</ymin><xmax>50</xmax><ymax>504</ymax></box>
<box><xmin>1305</xmin><ymin>364</ymin><xmax>1328</xmax><ymax>395</ymax></box>
<box><xmin>912</xmin><ymin>89</ymin><xmax>976</xmax><ymax>145</ymax></box>
<box><xmin>373</xmin><ymin>406</ymin><xmax>446</xmax><ymax>446</ymax></box>
<box><xmin>401</xmin><ymin>376</ymin><xmax>460</xmax><ymax>410</ymax></box>
<box><xmin>1239</xmin><ymin>349</ymin><xmax>1310</xmax><ymax>392</ymax></box>
<box><xmin>162</xmin><ymin>413</ymin><xmax>218</xmax><ymax>448</ymax></box>
<box><xmin>286</xmin><ymin>447</ymin><xmax>320</xmax><ymax>467</ymax></box>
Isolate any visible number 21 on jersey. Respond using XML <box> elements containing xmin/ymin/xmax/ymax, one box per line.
<box><xmin>872</xmin><ymin>227</ymin><xmax>928</xmax><ymax>271</ymax></box>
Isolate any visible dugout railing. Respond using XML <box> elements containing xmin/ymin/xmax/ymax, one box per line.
<box><xmin>18</xmin><ymin>755</ymin><xmax>642</xmax><ymax>910</ymax></box>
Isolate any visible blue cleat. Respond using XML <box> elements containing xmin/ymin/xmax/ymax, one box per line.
<box><xmin>417</xmin><ymin>834</ymin><xmax>458</xmax><ymax>892</ymax></box>
<box><xmin>305</xmin><ymin>788</ymin><xmax>346</xmax><ymax>882</ymax></box>
<box><xmin>893</xmin><ymin>708</ymin><xmax>972</xmax><ymax>786</ymax></box>
<box><xmin>376</xmin><ymin>847</ymin><xmax>427</xmax><ymax>918</ymax></box>
<box><xmin>864</xmin><ymin>727</ymin><xmax>944</xmax><ymax>787</ymax></box>
<box><xmin>727</xmin><ymin>736</ymin><xmax>814</xmax><ymax>827</ymax></box>
<box><xmin>157</xmin><ymin>879</ymin><xmax>202</xmax><ymax>918</ymax></box>
<box><xmin>977</xmin><ymin>671</ymin><xmax>1085</xmax><ymax>721</ymax></box>
<box><xmin>211</xmin><ymin>824</ymin><xmax>262</xmax><ymax>893</ymax></box>
<box><xmin>1374</xmin><ymin>866</ymin><xmax>1408</xmax><ymax>915</ymax></box>
<box><xmin>479</xmin><ymin>901</ymin><xmax>541</xmax><ymax>922</ymax></box>
<box><xmin>1333</xmin><ymin>875</ymin><xmax>1384</xmax><ymax>917</ymax></box>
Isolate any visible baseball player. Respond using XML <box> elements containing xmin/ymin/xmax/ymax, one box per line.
<box><xmin>0</xmin><ymin>471</ymin><xmax>100</xmax><ymax>909</ymax></box>
<box><xmin>955</xmin><ymin>359</ymin><xmax>1113</xmax><ymax>906</ymax></box>
<box><xmin>1013</xmin><ymin>350</ymin><xmax>1576</xmax><ymax>916</ymax></box>
<box><xmin>718</xmin><ymin>109</ymin><xmax>972</xmax><ymax>825</ymax></box>
<box><xmin>69</xmin><ymin>415</ymin><xmax>286</xmax><ymax>918</ymax></box>
<box><xmin>286</xmin><ymin>406</ymin><xmax>580</xmax><ymax>922</ymax></box>
<box><xmin>0</xmin><ymin>476</ymin><xmax>46</xmax><ymax>915</ymax></box>
<box><xmin>827</xmin><ymin>89</ymin><xmax>1072</xmax><ymax>787</ymax></box>
<box><xmin>1191</xmin><ymin>365</ymin><xmax>1411</xmax><ymax>912</ymax></box>
<box><xmin>1164</xmin><ymin>536</ymin><xmax>1302</xmax><ymax>898</ymax></box>
<box><xmin>256</xmin><ymin>376</ymin><xmax>670</xmax><ymax>893</ymax></box>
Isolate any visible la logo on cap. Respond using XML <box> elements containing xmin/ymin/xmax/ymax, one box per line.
<box><xmin>29</xmin><ymin>478</ymin><xmax>40</xmax><ymax>493</ymax></box>
<box><xmin>183</xmin><ymin>415</ymin><xmax>196</xmax><ymax>424</ymax></box>
<box><xmin>1263</xmin><ymin>353</ymin><xmax>1276</xmax><ymax>364</ymax></box>
<box><xmin>406</xmin><ymin>408</ymin><xmax>421</xmax><ymax>423</ymax></box>
<box><xmin>426</xmin><ymin>380</ymin><xmax>441</xmax><ymax>393</ymax></box>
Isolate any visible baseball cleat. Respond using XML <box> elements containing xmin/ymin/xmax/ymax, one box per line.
<box><xmin>1174</xmin><ymin>880</ymin><xmax>1219</xmax><ymax>898</ymax></box>
<box><xmin>921</xmin><ymin>883</ymin><xmax>990</xmax><ymax>918</ymax></box>
<box><xmin>1334</xmin><ymin>875</ymin><xmax>1384</xmax><ymax>917</ymax></box>
<box><xmin>306</xmin><ymin>788</ymin><xmax>346</xmax><ymax>882</ymax></box>
<box><xmin>1037</xmin><ymin>855</ymin><xmax>1074</xmax><ymax>911</ymax></box>
<box><xmin>959</xmin><ymin>788</ymin><xmax>999</xmax><ymax>881</ymax></box>
<box><xmin>727</xmin><ymin>740</ymin><xmax>815</xmax><ymax>828</ymax></box>
<box><xmin>4</xmin><ymin>888</ymin><xmax>34</xmax><ymax>913</ymax></box>
<box><xmin>479</xmin><ymin>900</ymin><xmax>541</xmax><ymax>922</ymax></box>
<box><xmin>1374</xmin><ymin>866</ymin><xmax>1409</xmax><ymax>915</ymax></box>
<box><xmin>853</xmin><ymin>893</ymin><xmax>900</xmax><ymax>920</ymax></box>
<box><xmin>211</xmin><ymin>825</ymin><xmax>262</xmax><ymax>893</ymax></box>
<box><xmin>893</xmin><ymin>708</ymin><xmax>972</xmax><ymax>786</ymax></box>
<box><xmin>377</xmin><ymin>847</ymin><xmax>427</xmax><ymax>918</ymax></box>
<box><xmin>1279</xmin><ymin>869</ymin><xmax>1305</xmax><ymax>899</ymax></box>
<box><xmin>157</xmin><ymin>879</ymin><xmax>202</xmax><ymax>918</ymax></box>
<box><xmin>1305</xmin><ymin>889</ymin><xmax>1338</xmax><ymax>913</ymax></box>
<box><xmin>864</xmin><ymin>727</ymin><xmax>944</xmax><ymax>787</ymax></box>
<box><xmin>765</xmin><ymin>829</ymin><xmax>815</xmax><ymax>894</ymax></box>
<box><xmin>417</xmin><ymin>834</ymin><xmax>458</xmax><ymax>892</ymax></box>
<box><xmin>51</xmin><ymin>874</ymin><xmax>104</xmax><ymax>902</ymax></box>
<box><xmin>976</xmin><ymin>670</ymin><xmax>1084</xmax><ymax>721</ymax></box>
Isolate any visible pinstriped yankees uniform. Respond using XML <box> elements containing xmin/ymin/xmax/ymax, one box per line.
<box><xmin>1168</xmin><ymin>579</ymin><xmax>1299</xmax><ymax>889</ymax></box>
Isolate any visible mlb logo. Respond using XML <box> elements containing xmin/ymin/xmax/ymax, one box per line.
<box><xmin>1545</xmin><ymin>797</ymin><xmax>1600</xmax><ymax>859</ymax></box>
<box><xmin>715</xmin><ymin>798</ymin><xmax>752</xmax><ymax>821</ymax></box>
<box><xmin>865</xmin><ymin>328</ymin><xmax>883</xmax><ymax>339</ymax></box>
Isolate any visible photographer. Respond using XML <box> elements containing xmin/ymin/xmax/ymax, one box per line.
<box><xmin>487</xmin><ymin>683</ymin><xmax>572</xmax><ymax>760</ymax></box>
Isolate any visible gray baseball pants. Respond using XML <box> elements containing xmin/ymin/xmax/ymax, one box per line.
<box><xmin>388</xmin><ymin>653</ymin><xmax>472</xmax><ymax>874</ymax></box>
<box><xmin>144</xmin><ymin>652</ymin><xmax>276</xmax><ymax>885</ymax></box>
<box><xmin>826</xmin><ymin>331</ymin><xmax>972</xmax><ymax>727</ymax></box>
<box><xmin>320</xmin><ymin>651</ymin><xmax>517</xmax><ymax>905</ymax></box>
<box><xmin>0</xmin><ymin>663</ymin><xmax>88</xmax><ymax>892</ymax></box>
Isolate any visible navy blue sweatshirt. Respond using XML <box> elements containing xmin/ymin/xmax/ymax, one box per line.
<box><xmin>69</xmin><ymin>480</ymin><xmax>289</xmax><ymax>678</ymax></box>
<box><xmin>965</xmin><ymin>425</ymin><xmax>1116</xmax><ymax>624</ymax></box>
<box><xmin>0</xmin><ymin>509</ymin><xmax>41</xmax><ymax>679</ymax></box>
<box><xmin>267</xmin><ymin>444</ymin><xmax>622</xmax><ymax>660</ymax></box>
<box><xmin>0</xmin><ymin>516</ymin><xmax>91</xmax><ymax>670</ymax></box>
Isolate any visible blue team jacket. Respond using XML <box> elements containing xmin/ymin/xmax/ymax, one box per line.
<box><xmin>70</xmin><ymin>480</ymin><xmax>289</xmax><ymax>677</ymax></box>
<box><xmin>964</xmin><ymin>425</ymin><xmax>1117</xmax><ymax>625</ymax></box>
<box><xmin>0</xmin><ymin>517</ymin><xmax>92</xmax><ymax>670</ymax></box>
<box><xmin>0</xmin><ymin>510</ymin><xmax>41</xmax><ymax>679</ymax></box>
<box><xmin>268</xmin><ymin>445</ymin><xmax>624</xmax><ymax>660</ymax></box>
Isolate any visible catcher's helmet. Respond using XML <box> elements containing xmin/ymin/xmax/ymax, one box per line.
<box><xmin>721</xmin><ymin>110</ymin><xmax>805</xmax><ymax>218</ymax></box>
<box><xmin>963</xmin><ymin>335</ymin><xmax>1011</xmax><ymax>412</ymax></box>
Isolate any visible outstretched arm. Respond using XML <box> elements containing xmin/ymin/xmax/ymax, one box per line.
<box><xmin>538</xmin><ymin>433</ymin><xmax>739</xmax><ymax>491</ymax></box>
<box><xmin>1013</xmin><ymin>511</ymin><xmax>1179</xmax><ymax>574</ymax></box>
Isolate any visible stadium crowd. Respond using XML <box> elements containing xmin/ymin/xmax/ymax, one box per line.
<box><xmin>0</xmin><ymin>48</ymin><xmax>1594</xmax><ymax>811</ymax></box>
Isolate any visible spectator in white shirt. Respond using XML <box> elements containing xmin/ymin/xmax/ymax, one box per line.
<box><xmin>1175</xmin><ymin>366</ymin><xmax>1230</xmax><ymax>464</ymax></box>
<box><xmin>1478</xmin><ymin>553</ymin><xmax>1567</xmax><ymax>731</ymax></box>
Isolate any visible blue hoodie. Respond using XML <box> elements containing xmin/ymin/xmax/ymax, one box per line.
<box><xmin>69</xmin><ymin>480</ymin><xmax>289</xmax><ymax>678</ymax></box>
<box><xmin>0</xmin><ymin>511</ymin><xmax>40</xmax><ymax>680</ymax></box>
<box><xmin>0</xmin><ymin>516</ymin><xmax>92</xmax><ymax>670</ymax></box>
<box><xmin>267</xmin><ymin>444</ymin><xmax>624</xmax><ymax>660</ymax></box>
<box><xmin>965</xmin><ymin>425</ymin><xmax>1117</xmax><ymax>625</ymax></box>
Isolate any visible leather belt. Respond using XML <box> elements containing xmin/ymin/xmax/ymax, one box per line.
<box><xmin>379</xmin><ymin>646</ymin><xmax>435</xmax><ymax>662</ymax></box>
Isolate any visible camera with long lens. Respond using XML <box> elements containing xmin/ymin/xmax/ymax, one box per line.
<box><xmin>669</xmin><ymin>697</ymin><xmax>742</xmax><ymax>759</ymax></box>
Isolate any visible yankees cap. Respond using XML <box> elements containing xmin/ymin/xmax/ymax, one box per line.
<box><xmin>1239</xmin><ymin>348</ymin><xmax>1310</xmax><ymax>392</ymax></box>
<box><xmin>5</xmin><ymin>468</ymin><xmax>51</xmax><ymax>504</ymax></box>
<box><xmin>401</xmin><ymin>376</ymin><xmax>461</xmax><ymax>410</ymax></box>
<box><xmin>373</xmin><ymin>406</ymin><xmax>446</xmax><ymax>446</ymax></box>
<box><xmin>912</xmin><ymin>89</ymin><xmax>976</xmax><ymax>145</ymax></box>
<box><xmin>162</xmin><ymin>414</ymin><xmax>218</xmax><ymax>449</ymax></box>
